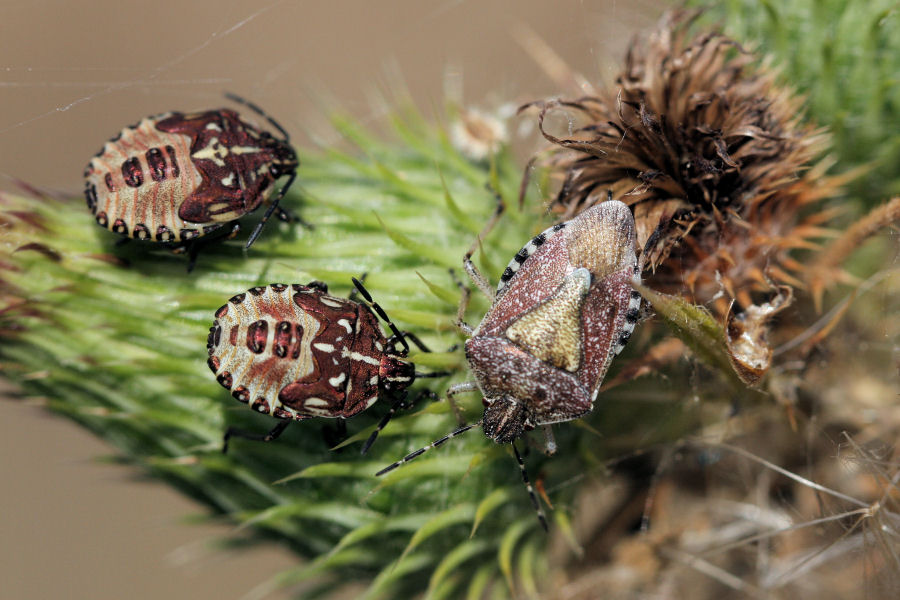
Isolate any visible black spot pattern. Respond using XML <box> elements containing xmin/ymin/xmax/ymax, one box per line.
<box><xmin>121</xmin><ymin>157</ymin><xmax>143</xmax><ymax>188</ymax></box>
<box><xmin>146</xmin><ymin>148</ymin><xmax>166</xmax><ymax>182</ymax></box>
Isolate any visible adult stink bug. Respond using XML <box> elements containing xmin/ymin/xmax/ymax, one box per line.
<box><xmin>207</xmin><ymin>279</ymin><xmax>443</xmax><ymax>453</ymax></box>
<box><xmin>84</xmin><ymin>94</ymin><xmax>298</xmax><ymax>268</ymax></box>
<box><xmin>378</xmin><ymin>198</ymin><xmax>642</xmax><ymax>529</ymax></box>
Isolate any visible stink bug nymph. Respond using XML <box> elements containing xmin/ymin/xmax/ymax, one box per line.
<box><xmin>378</xmin><ymin>198</ymin><xmax>642</xmax><ymax>529</ymax></box>
<box><xmin>207</xmin><ymin>279</ymin><xmax>444</xmax><ymax>453</ymax></box>
<box><xmin>84</xmin><ymin>94</ymin><xmax>299</xmax><ymax>268</ymax></box>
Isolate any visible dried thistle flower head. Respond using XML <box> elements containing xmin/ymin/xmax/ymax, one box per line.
<box><xmin>524</xmin><ymin>10</ymin><xmax>842</xmax><ymax>317</ymax></box>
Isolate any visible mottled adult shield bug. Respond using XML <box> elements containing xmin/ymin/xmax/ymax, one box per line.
<box><xmin>208</xmin><ymin>279</ymin><xmax>444</xmax><ymax>453</ymax></box>
<box><xmin>378</xmin><ymin>198</ymin><xmax>642</xmax><ymax>529</ymax></box>
<box><xmin>84</xmin><ymin>94</ymin><xmax>299</xmax><ymax>269</ymax></box>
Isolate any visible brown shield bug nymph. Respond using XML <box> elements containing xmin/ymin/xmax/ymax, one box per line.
<box><xmin>83</xmin><ymin>93</ymin><xmax>299</xmax><ymax>269</ymax></box>
<box><xmin>208</xmin><ymin>279</ymin><xmax>445</xmax><ymax>453</ymax></box>
<box><xmin>377</xmin><ymin>198</ymin><xmax>642</xmax><ymax>530</ymax></box>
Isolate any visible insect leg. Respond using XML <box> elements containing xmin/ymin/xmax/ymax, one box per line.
<box><xmin>463</xmin><ymin>251</ymin><xmax>494</xmax><ymax>299</ymax></box>
<box><xmin>174</xmin><ymin>222</ymin><xmax>240</xmax><ymax>272</ymax></box>
<box><xmin>413</xmin><ymin>370</ymin><xmax>452</xmax><ymax>380</ymax></box>
<box><xmin>306</xmin><ymin>280</ymin><xmax>329</xmax><ymax>293</ymax></box>
<box><xmin>276</xmin><ymin>204</ymin><xmax>313</xmax><ymax>230</ymax></box>
<box><xmin>517</xmin><ymin>156</ymin><xmax>537</xmax><ymax>210</ymax></box>
<box><xmin>361</xmin><ymin>389</ymin><xmax>438</xmax><ymax>455</ymax></box>
<box><xmin>542</xmin><ymin>425</ymin><xmax>557</xmax><ymax>456</ymax></box>
<box><xmin>450</xmin><ymin>269</ymin><xmax>474</xmax><ymax>336</ymax></box>
<box><xmin>223</xmin><ymin>220</ymin><xmax>241</xmax><ymax>240</ymax></box>
<box><xmin>446</xmin><ymin>381</ymin><xmax>479</xmax><ymax>425</ymax></box>
<box><xmin>322</xmin><ymin>417</ymin><xmax>347</xmax><ymax>450</ymax></box>
<box><xmin>245</xmin><ymin>172</ymin><xmax>296</xmax><ymax>250</ymax></box>
<box><xmin>221</xmin><ymin>420</ymin><xmax>291</xmax><ymax>454</ymax></box>
<box><xmin>362</xmin><ymin>396</ymin><xmax>402</xmax><ymax>454</ymax></box>
<box><xmin>512</xmin><ymin>442</ymin><xmax>548</xmax><ymax>532</ymax></box>
<box><xmin>185</xmin><ymin>241</ymin><xmax>201</xmax><ymax>273</ymax></box>
<box><xmin>462</xmin><ymin>186</ymin><xmax>505</xmax><ymax>299</ymax></box>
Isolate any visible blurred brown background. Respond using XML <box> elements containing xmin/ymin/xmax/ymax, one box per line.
<box><xmin>0</xmin><ymin>1</ymin><xmax>659</xmax><ymax>598</ymax></box>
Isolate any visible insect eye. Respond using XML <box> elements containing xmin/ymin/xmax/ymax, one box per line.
<box><xmin>481</xmin><ymin>398</ymin><xmax>491</xmax><ymax>407</ymax></box>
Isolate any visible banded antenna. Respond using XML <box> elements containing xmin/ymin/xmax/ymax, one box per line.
<box><xmin>352</xmin><ymin>277</ymin><xmax>410</xmax><ymax>355</ymax></box>
<box><xmin>225</xmin><ymin>91</ymin><xmax>291</xmax><ymax>141</ymax></box>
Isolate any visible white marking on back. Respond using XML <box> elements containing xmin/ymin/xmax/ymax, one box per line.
<box><xmin>192</xmin><ymin>139</ymin><xmax>228</xmax><ymax>166</ymax></box>
<box><xmin>304</xmin><ymin>398</ymin><xmax>330</xmax><ymax>408</ymax></box>
<box><xmin>221</xmin><ymin>173</ymin><xmax>235</xmax><ymax>187</ymax></box>
<box><xmin>342</xmin><ymin>349</ymin><xmax>380</xmax><ymax>367</ymax></box>
<box><xmin>314</xmin><ymin>343</ymin><xmax>335</xmax><ymax>353</ymax></box>
<box><xmin>337</xmin><ymin>318</ymin><xmax>353</xmax><ymax>333</ymax></box>
<box><xmin>329</xmin><ymin>372</ymin><xmax>347</xmax><ymax>388</ymax></box>
<box><xmin>231</xmin><ymin>145</ymin><xmax>266</xmax><ymax>155</ymax></box>
<box><xmin>319</xmin><ymin>297</ymin><xmax>344</xmax><ymax>308</ymax></box>
<box><xmin>364</xmin><ymin>396</ymin><xmax>379</xmax><ymax>408</ymax></box>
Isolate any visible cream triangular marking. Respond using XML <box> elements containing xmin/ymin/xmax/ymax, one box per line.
<box><xmin>505</xmin><ymin>268</ymin><xmax>590</xmax><ymax>372</ymax></box>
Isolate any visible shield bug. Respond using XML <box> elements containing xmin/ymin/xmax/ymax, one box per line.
<box><xmin>83</xmin><ymin>93</ymin><xmax>299</xmax><ymax>268</ymax></box>
<box><xmin>377</xmin><ymin>198</ymin><xmax>642</xmax><ymax>529</ymax></box>
<box><xmin>207</xmin><ymin>279</ymin><xmax>444</xmax><ymax>453</ymax></box>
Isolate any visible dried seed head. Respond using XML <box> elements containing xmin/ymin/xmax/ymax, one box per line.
<box><xmin>523</xmin><ymin>10</ymin><xmax>844</xmax><ymax>318</ymax></box>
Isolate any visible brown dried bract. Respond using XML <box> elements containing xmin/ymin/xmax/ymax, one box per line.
<box><xmin>725</xmin><ymin>285</ymin><xmax>793</xmax><ymax>386</ymax></box>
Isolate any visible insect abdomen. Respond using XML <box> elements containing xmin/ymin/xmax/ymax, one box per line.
<box><xmin>85</xmin><ymin>115</ymin><xmax>212</xmax><ymax>242</ymax></box>
<box><xmin>207</xmin><ymin>285</ymin><xmax>322</xmax><ymax>418</ymax></box>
